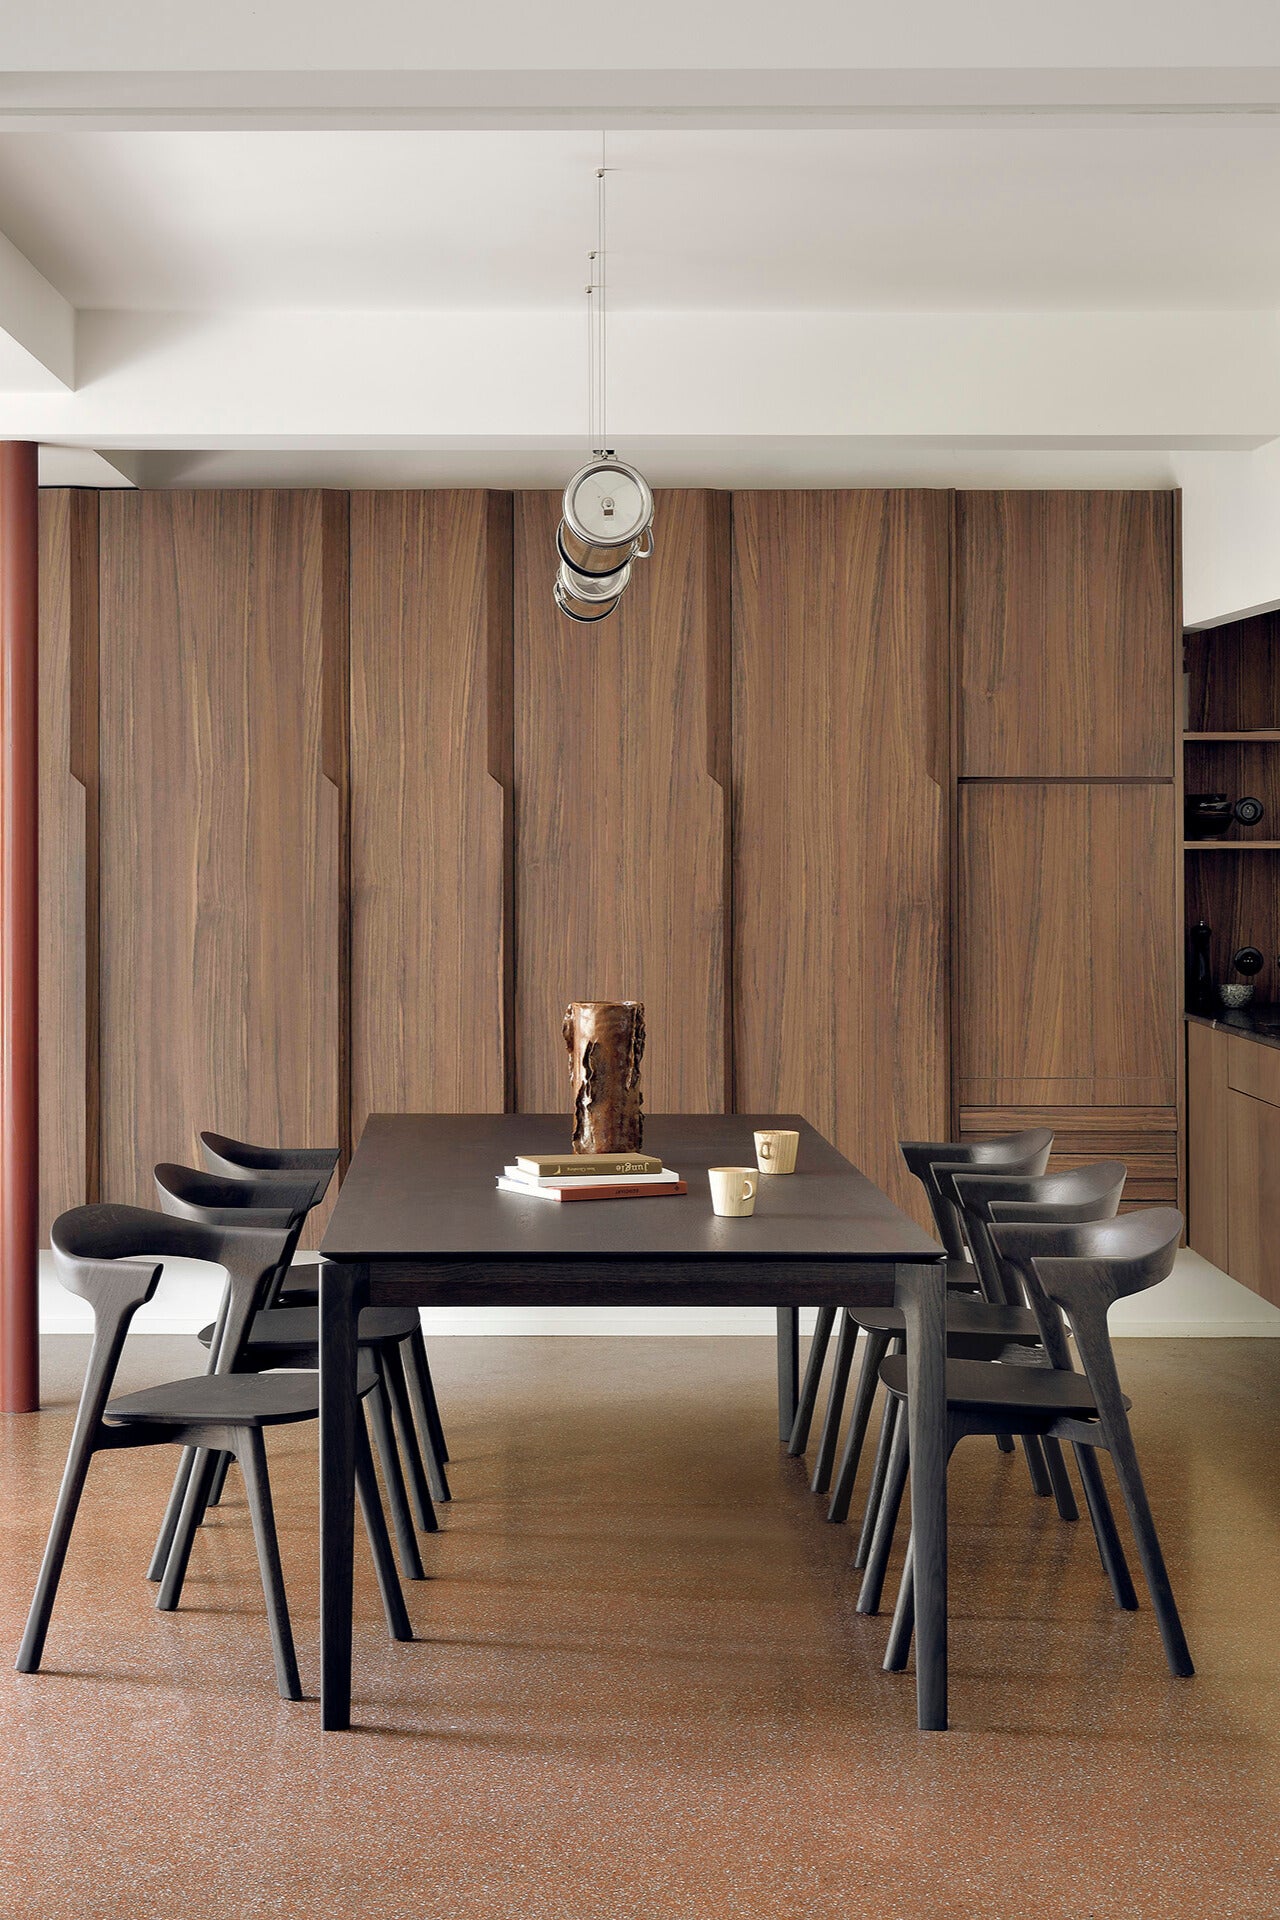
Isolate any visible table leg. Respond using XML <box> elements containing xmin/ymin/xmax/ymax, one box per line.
<box><xmin>894</xmin><ymin>1261</ymin><xmax>948</xmax><ymax>1731</ymax></box>
<box><xmin>776</xmin><ymin>1307</ymin><xmax>800</xmax><ymax>1442</ymax></box>
<box><xmin>320</xmin><ymin>1259</ymin><xmax>367</xmax><ymax>1731</ymax></box>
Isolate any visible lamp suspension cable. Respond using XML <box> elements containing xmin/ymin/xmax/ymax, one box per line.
<box><xmin>554</xmin><ymin>131</ymin><xmax>655</xmax><ymax>625</ymax></box>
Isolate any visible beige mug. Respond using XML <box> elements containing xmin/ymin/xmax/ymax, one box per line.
<box><xmin>754</xmin><ymin>1129</ymin><xmax>799</xmax><ymax>1175</ymax></box>
<box><xmin>709</xmin><ymin>1167</ymin><xmax>759</xmax><ymax>1217</ymax></box>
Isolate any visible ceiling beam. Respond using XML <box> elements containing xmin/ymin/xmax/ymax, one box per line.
<box><xmin>0</xmin><ymin>227</ymin><xmax>74</xmax><ymax>389</ymax></box>
<box><xmin>3</xmin><ymin>67</ymin><xmax>1280</xmax><ymax>132</ymax></box>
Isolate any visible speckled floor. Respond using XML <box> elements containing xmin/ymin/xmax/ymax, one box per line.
<box><xmin>1</xmin><ymin>1335</ymin><xmax>1278</xmax><ymax>1920</ymax></box>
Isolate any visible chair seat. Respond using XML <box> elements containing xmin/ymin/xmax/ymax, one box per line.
<box><xmin>945</xmin><ymin>1258</ymin><xmax>981</xmax><ymax>1293</ymax></box>
<box><xmin>197</xmin><ymin>1303</ymin><xmax>420</xmax><ymax>1353</ymax></box>
<box><xmin>276</xmin><ymin>1256</ymin><xmax>320</xmax><ymax>1306</ymax></box>
<box><xmin>852</xmin><ymin>1299</ymin><xmax>1042</xmax><ymax>1341</ymax></box>
<box><xmin>105</xmin><ymin>1370</ymin><xmax>323</xmax><ymax>1428</ymax></box>
<box><xmin>878</xmin><ymin>1353</ymin><xmax>1128</xmax><ymax>1420</ymax></box>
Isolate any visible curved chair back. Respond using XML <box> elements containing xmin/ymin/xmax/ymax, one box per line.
<box><xmin>50</xmin><ymin>1202</ymin><xmax>292</xmax><ymax>1430</ymax></box>
<box><xmin>899</xmin><ymin>1128</ymin><xmax>1054</xmax><ymax>1260</ymax></box>
<box><xmin>200</xmin><ymin>1130</ymin><xmax>338</xmax><ymax>1199</ymax></box>
<box><xmin>948</xmin><ymin>1160</ymin><xmax>1126</xmax><ymax>1303</ymax></box>
<box><xmin>154</xmin><ymin>1162</ymin><xmax>316</xmax><ymax>1316</ymax></box>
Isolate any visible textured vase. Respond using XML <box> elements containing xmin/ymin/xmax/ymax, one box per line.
<box><xmin>563</xmin><ymin>1001</ymin><xmax>645</xmax><ymax>1154</ymax></box>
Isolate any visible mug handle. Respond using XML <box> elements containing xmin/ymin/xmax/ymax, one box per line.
<box><xmin>741</xmin><ymin>1172</ymin><xmax>758</xmax><ymax>1202</ymax></box>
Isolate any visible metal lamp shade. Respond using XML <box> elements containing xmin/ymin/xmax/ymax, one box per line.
<box><xmin>553</xmin><ymin>458</ymin><xmax>654</xmax><ymax>621</ymax></box>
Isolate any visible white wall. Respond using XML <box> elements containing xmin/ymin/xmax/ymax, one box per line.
<box><xmin>1175</xmin><ymin>437</ymin><xmax>1280</xmax><ymax>627</ymax></box>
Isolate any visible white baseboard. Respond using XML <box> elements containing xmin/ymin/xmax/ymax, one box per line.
<box><xmin>36</xmin><ymin>1247</ymin><xmax>1280</xmax><ymax>1338</ymax></box>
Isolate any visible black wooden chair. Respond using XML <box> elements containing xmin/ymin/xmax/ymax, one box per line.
<box><xmin>871</xmin><ymin>1207</ymin><xmax>1193</xmax><ymax>1682</ymax></box>
<box><xmin>17</xmin><ymin>1204</ymin><xmax>411</xmax><ymax>1701</ymax></box>
<box><xmin>152</xmin><ymin>1163</ymin><xmax>444</xmax><ymax>1583</ymax></box>
<box><xmin>787</xmin><ymin>1127</ymin><xmax>1054</xmax><ymax>1465</ymax></box>
<box><xmin>199</xmin><ymin>1131</ymin><xmax>339</xmax><ymax>1307</ymax></box>
<box><xmin>199</xmin><ymin>1131</ymin><xmax>450</xmax><ymax>1470</ymax></box>
<box><xmin>848</xmin><ymin>1159</ymin><xmax>1129</xmax><ymax>1607</ymax></box>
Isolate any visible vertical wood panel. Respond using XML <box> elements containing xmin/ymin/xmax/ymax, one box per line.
<box><xmin>731</xmin><ymin>491</ymin><xmax>951</xmax><ymax>1218</ymax></box>
<box><xmin>38</xmin><ymin>490</ymin><xmax>97</xmax><ymax>1240</ymax></box>
<box><xmin>98</xmin><ymin>491</ymin><xmax>341</xmax><ymax>1213</ymax></box>
<box><xmin>957</xmin><ymin>491</ymin><xmax>1175</xmax><ymax>777</ymax></box>
<box><xmin>514</xmin><ymin>489</ymin><xmax>731</xmax><ymax>1117</ymax></box>
<box><xmin>957</xmin><ymin>781</ymin><xmax>1177</xmax><ymax>1106</ymax></box>
<box><xmin>349</xmin><ymin>491</ymin><xmax>511</xmax><ymax>1130</ymax></box>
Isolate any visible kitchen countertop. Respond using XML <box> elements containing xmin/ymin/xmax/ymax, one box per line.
<box><xmin>1185</xmin><ymin>1004</ymin><xmax>1280</xmax><ymax>1050</ymax></box>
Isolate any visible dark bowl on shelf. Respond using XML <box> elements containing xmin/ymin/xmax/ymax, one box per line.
<box><xmin>1185</xmin><ymin>793</ymin><xmax>1233</xmax><ymax>840</ymax></box>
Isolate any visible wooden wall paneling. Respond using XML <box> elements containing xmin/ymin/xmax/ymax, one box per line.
<box><xmin>956</xmin><ymin>490</ymin><xmax>1176</xmax><ymax>777</ymax></box>
<box><xmin>98</xmin><ymin>491</ymin><xmax>342</xmax><ymax>1219</ymax></box>
<box><xmin>957</xmin><ymin>781</ymin><xmax>1178</xmax><ymax>1108</ymax></box>
<box><xmin>1184</xmin><ymin>609</ymin><xmax>1280</xmax><ymax>731</ymax></box>
<box><xmin>514</xmin><ymin>489</ymin><xmax>731</xmax><ymax>1117</ymax></box>
<box><xmin>959</xmin><ymin>1104</ymin><xmax>1179</xmax><ymax>1208</ymax></box>
<box><xmin>732</xmin><ymin>490</ymin><xmax>951</xmax><ymax>1220</ymax></box>
<box><xmin>1184</xmin><ymin>848</ymin><xmax>1280</xmax><ymax>998</ymax></box>
<box><xmin>348</xmin><ymin>491</ymin><xmax>512</xmax><ymax>1132</ymax></box>
<box><xmin>37</xmin><ymin>491</ymin><xmax>98</xmax><ymax>1239</ymax></box>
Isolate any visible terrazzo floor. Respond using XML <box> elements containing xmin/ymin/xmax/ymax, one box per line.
<box><xmin>1</xmin><ymin>1333</ymin><xmax>1278</xmax><ymax>1920</ymax></box>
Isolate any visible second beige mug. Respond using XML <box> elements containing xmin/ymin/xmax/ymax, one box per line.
<box><xmin>754</xmin><ymin>1129</ymin><xmax>799</xmax><ymax>1175</ymax></box>
<box><xmin>709</xmin><ymin>1167</ymin><xmax>759</xmax><ymax>1217</ymax></box>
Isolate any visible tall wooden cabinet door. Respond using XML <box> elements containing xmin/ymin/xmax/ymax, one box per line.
<box><xmin>38</xmin><ymin>492</ymin><xmax>98</xmax><ymax>1240</ymax></box>
<box><xmin>513</xmin><ymin>490</ymin><xmax>730</xmax><ymax>1114</ymax></box>
<box><xmin>98</xmin><ymin>492</ymin><xmax>342</xmax><ymax>1212</ymax></box>
<box><xmin>1225</xmin><ymin>1087</ymin><xmax>1280</xmax><ymax>1307</ymax></box>
<box><xmin>731</xmin><ymin>491</ymin><xmax>951</xmax><ymax>1219</ymax></box>
<box><xmin>349</xmin><ymin>492</ymin><xmax>512</xmax><ymax>1132</ymax></box>
<box><xmin>957</xmin><ymin>782</ymin><xmax>1177</xmax><ymax>1107</ymax></box>
<box><xmin>956</xmin><ymin>491</ymin><xmax>1175</xmax><ymax>778</ymax></box>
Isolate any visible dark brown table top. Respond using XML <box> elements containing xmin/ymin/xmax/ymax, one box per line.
<box><xmin>320</xmin><ymin>1113</ymin><xmax>942</xmax><ymax>1266</ymax></box>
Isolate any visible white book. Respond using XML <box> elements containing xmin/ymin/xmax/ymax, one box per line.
<box><xmin>501</xmin><ymin>1164</ymin><xmax>680</xmax><ymax>1188</ymax></box>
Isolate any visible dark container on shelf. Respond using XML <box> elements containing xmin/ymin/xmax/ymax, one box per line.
<box><xmin>1185</xmin><ymin>793</ymin><xmax>1233</xmax><ymax>841</ymax></box>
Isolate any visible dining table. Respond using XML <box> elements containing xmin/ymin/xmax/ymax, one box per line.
<box><xmin>318</xmin><ymin>1112</ymin><xmax>949</xmax><ymax>1730</ymax></box>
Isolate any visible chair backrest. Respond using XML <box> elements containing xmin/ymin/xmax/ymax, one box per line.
<box><xmin>154</xmin><ymin>1163</ymin><xmax>316</xmax><ymax>1316</ymax></box>
<box><xmin>50</xmin><ymin>1202</ymin><xmax>292</xmax><ymax>1435</ymax></box>
<box><xmin>947</xmin><ymin>1160</ymin><xmax>1126</xmax><ymax>1303</ymax></box>
<box><xmin>899</xmin><ymin>1129</ymin><xmax>1054</xmax><ymax>1259</ymax></box>
<box><xmin>987</xmin><ymin>1208</ymin><xmax>1183</xmax><ymax>1390</ymax></box>
<box><xmin>200</xmin><ymin>1130</ymin><xmax>338</xmax><ymax>1197</ymax></box>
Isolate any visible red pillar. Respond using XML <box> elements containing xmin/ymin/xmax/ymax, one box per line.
<box><xmin>0</xmin><ymin>442</ymin><xmax>39</xmax><ymax>1413</ymax></box>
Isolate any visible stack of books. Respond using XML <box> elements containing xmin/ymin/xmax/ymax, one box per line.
<box><xmin>496</xmin><ymin>1151</ymin><xmax>686</xmax><ymax>1203</ymax></box>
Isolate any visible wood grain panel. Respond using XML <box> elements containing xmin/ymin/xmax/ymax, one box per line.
<box><xmin>349</xmin><ymin>491</ymin><xmax>511</xmax><ymax>1130</ymax></box>
<box><xmin>959</xmin><ymin>1103</ymin><xmax>1178</xmax><ymax>1209</ymax></box>
<box><xmin>514</xmin><ymin>489</ymin><xmax>730</xmax><ymax>1118</ymax></box>
<box><xmin>732</xmin><ymin>490</ymin><xmax>951</xmax><ymax>1220</ymax></box>
<box><xmin>1225</xmin><ymin>1086</ymin><xmax>1280</xmax><ymax>1306</ymax></box>
<box><xmin>957</xmin><ymin>491</ymin><xmax>1175</xmax><ymax>777</ymax></box>
<box><xmin>37</xmin><ymin>491</ymin><xmax>98</xmax><ymax>1239</ymax></box>
<box><xmin>1185</xmin><ymin>1024</ymin><xmax>1229</xmax><ymax>1265</ymax></box>
<box><xmin>1185</xmin><ymin>610</ymin><xmax>1280</xmax><ymax>731</ymax></box>
<box><xmin>98</xmin><ymin>492</ymin><xmax>341</xmax><ymax>1218</ymax></box>
<box><xmin>958</xmin><ymin>782</ymin><xmax>1177</xmax><ymax>1107</ymax></box>
<box><xmin>1184</xmin><ymin>848</ymin><xmax>1280</xmax><ymax>997</ymax></box>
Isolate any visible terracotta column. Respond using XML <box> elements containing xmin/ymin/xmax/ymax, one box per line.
<box><xmin>0</xmin><ymin>443</ymin><xmax>39</xmax><ymax>1413</ymax></box>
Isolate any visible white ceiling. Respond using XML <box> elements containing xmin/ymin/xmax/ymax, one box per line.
<box><xmin>6</xmin><ymin>126</ymin><xmax>1280</xmax><ymax>312</ymax></box>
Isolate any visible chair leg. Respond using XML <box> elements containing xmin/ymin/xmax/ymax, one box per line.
<box><xmin>884</xmin><ymin>1537</ymin><xmax>915</xmax><ymax>1672</ymax></box>
<box><xmin>156</xmin><ymin>1450</ymin><xmax>220</xmax><ymax>1613</ymax></box>
<box><xmin>1020</xmin><ymin>1433</ymin><xmax>1053</xmax><ymax>1497</ymax></box>
<box><xmin>16</xmin><ymin>1429</ymin><xmax>100</xmax><ymax>1673</ymax></box>
<box><xmin>407</xmin><ymin>1325</ymin><xmax>450</xmax><ymax>1465</ymax></box>
<box><xmin>787</xmin><ymin>1305</ymin><xmax>836</xmax><ymax>1456</ymax></box>
<box><xmin>147</xmin><ymin>1447</ymin><xmax>198</xmax><ymax>1582</ymax></box>
<box><xmin>852</xmin><ymin>1335</ymin><xmax>904</xmax><ymax>1559</ymax></box>
<box><xmin>995</xmin><ymin>1432</ymin><xmax>1016</xmax><ymax>1455</ymax></box>
<box><xmin>810</xmin><ymin>1312</ymin><xmax>857</xmax><ymax>1495</ymax></box>
<box><xmin>856</xmin><ymin>1410</ymin><xmax>910</xmax><ymax>1615</ymax></box>
<box><xmin>380</xmin><ymin>1341</ymin><xmax>438</xmax><ymax>1532</ymax></box>
<box><xmin>826</xmin><ymin>1328</ymin><xmax>892</xmax><ymax>1524</ymax></box>
<box><xmin>1041</xmin><ymin>1437</ymin><xmax>1079</xmax><ymax>1522</ymax></box>
<box><xmin>205</xmin><ymin>1450</ymin><xmax>232</xmax><ymax>1508</ymax></box>
<box><xmin>366</xmin><ymin>1376</ymin><xmax>426</xmax><ymax>1579</ymax></box>
<box><xmin>1073</xmin><ymin>1443</ymin><xmax>1137</xmax><ymax>1610</ymax></box>
<box><xmin>401</xmin><ymin>1331</ymin><xmax>451</xmax><ymax>1504</ymax></box>
<box><xmin>1098</xmin><ymin>1425</ymin><xmax>1194</xmax><ymax>1676</ymax></box>
<box><xmin>238</xmin><ymin>1430</ymin><xmax>303</xmax><ymax>1702</ymax></box>
<box><xmin>354</xmin><ymin>1418</ymin><xmax>414</xmax><ymax>1643</ymax></box>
